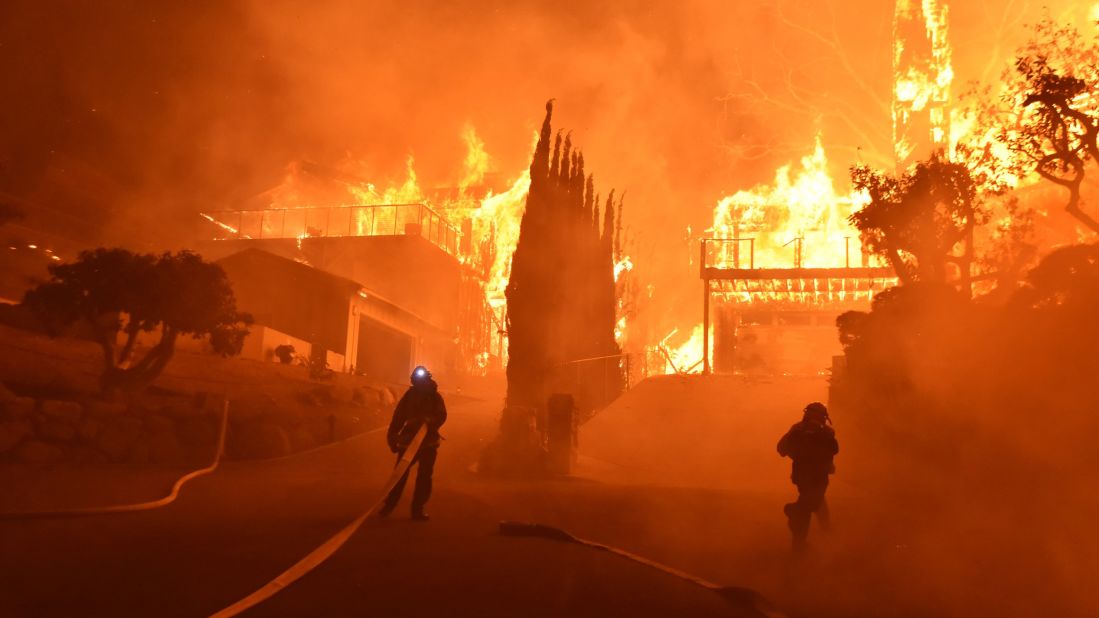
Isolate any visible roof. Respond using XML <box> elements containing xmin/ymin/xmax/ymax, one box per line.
<box><xmin>218</xmin><ymin>247</ymin><xmax>362</xmax><ymax>296</ymax></box>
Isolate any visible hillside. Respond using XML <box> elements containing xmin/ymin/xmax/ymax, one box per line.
<box><xmin>0</xmin><ymin>324</ymin><xmax>397</xmax><ymax>466</ymax></box>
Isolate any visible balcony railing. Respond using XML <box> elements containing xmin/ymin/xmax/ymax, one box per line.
<box><xmin>203</xmin><ymin>203</ymin><xmax>460</xmax><ymax>256</ymax></box>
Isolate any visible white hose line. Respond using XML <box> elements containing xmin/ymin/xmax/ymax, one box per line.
<box><xmin>0</xmin><ymin>400</ymin><xmax>230</xmax><ymax>519</ymax></box>
<box><xmin>208</xmin><ymin>424</ymin><xmax>427</xmax><ymax>618</ymax></box>
<box><xmin>499</xmin><ymin>521</ymin><xmax>784</xmax><ymax>618</ymax></box>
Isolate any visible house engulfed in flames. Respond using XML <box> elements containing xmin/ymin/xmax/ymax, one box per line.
<box><xmin>198</xmin><ymin>129</ymin><xmax>533</xmax><ymax>383</ymax></box>
<box><xmin>658</xmin><ymin>138</ymin><xmax>897</xmax><ymax>377</ymax></box>
<box><xmin>660</xmin><ymin>0</ymin><xmax>959</xmax><ymax>376</ymax></box>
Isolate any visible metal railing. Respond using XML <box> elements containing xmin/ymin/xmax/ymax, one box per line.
<box><xmin>701</xmin><ymin>237</ymin><xmax>755</xmax><ymax>271</ymax></box>
<box><xmin>204</xmin><ymin>203</ymin><xmax>461</xmax><ymax>256</ymax></box>
<box><xmin>558</xmin><ymin>352</ymin><xmax>633</xmax><ymax>418</ymax></box>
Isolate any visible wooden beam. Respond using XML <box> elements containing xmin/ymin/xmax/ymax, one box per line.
<box><xmin>702</xmin><ymin>266</ymin><xmax>895</xmax><ymax>281</ymax></box>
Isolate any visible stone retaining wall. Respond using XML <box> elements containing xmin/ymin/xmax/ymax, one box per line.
<box><xmin>0</xmin><ymin>382</ymin><xmax>394</xmax><ymax>466</ymax></box>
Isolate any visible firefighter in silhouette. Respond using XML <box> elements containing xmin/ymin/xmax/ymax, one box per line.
<box><xmin>379</xmin><ymin>365</ymin><xmax>447</xmax><ymax>521</ymax></box>
<box><xmin>777</xmin><ymin>402</ymin><xmax>838</xmax><ymax>552</ymax></box>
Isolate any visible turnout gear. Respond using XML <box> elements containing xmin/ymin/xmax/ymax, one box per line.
<box><xmin>387</xmin><ymin>370</ymin><xmax>447</xmax><ymax>452</ymax></box>
<box><xmin>381</xmin><ymin>370</ymin><xmax>447</xmax><ymax>519</ymax></box>
<box><xmin>778</xmin><ymin>403</ymin><xmax>838</xmax><ymax>552</ymax></box>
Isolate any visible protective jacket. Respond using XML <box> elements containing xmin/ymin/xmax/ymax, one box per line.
<box><xmin>387</xmin><ymin>379</ymin><xmax>447</xmax><ymax>452</ymax></box>
<box><xmin>777</xmin><ymin>420</ymin><xmax>838</xmax><ymax>485</ymax></box>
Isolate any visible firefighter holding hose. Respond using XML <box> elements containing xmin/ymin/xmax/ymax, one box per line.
<box><xmin>777</xmin><ymin>401</ymin><xmax>838</xmax><ymax>553</ymax></box>
<box><xmin>379</xmin><ymin>365</ymin><xmax>447</xmax><ymax>521</ymax></box>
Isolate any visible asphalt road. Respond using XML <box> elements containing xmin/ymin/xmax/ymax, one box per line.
<box><xmin>0</xmin><ymin>387</ymin><xmax>756</xmax><ymax>618</ymax></box>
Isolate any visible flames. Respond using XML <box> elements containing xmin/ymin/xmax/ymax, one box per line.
<box><xmin>657</xmin><ymin>137</ymin><xmax>873</xmax><ymax>375</ymax></box>
<box><xmin>613</xmin><ymin>256</ymin><xmax>633</xmax><ymax>282</ymax></box>
<box><xmin>659</xmin><ymin>0</ymin><xmax>960</xmax><ymax>376</ymax></box>
<box><xmin>459</xmin><ymin>125</ymin><xmax>490</xmax><ymax>189</ymax></box>
<box><xmin>709</xmin><ymin>135</ymin><xmax>868</xmax><ymax>271</ymax></box>
<box><xmin>658</xmin><ymin>325</ymin><xmax>708</xmax><ymax>375</ymax></box>
<box><xmin>471</xmin><ymin>169</ymin><xmax>531</xmax><ymax>307</ymax></box>
<box><xmin>346</xmin><ymin>156</ymin><xmax>425</xmax><ymax>206</ymax></box>
<box><xmin>199</xmin><ymin>125</ymin><xmax>540</xmax><ymax>368</ymax></box>
<box><xmin>613</xmin><ymin>255</ymin><xmax>634</xmax><ymax>346</ymax></box>
<box><xmin>893</xmin><ymin>0</ymin><xmax>953</xmax><ymax>165</ymax></box>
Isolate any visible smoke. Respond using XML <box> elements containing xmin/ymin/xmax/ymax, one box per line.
<box><xmin>0</xmin><ymin>0</ymin><xmax>1093</xmax><ymax>321</ymax></box>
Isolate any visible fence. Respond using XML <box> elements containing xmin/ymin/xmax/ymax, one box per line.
<box><xmin>558</xmin><ymin>353</ymin><xmax>633</xmax><ymax>418</ymax></box>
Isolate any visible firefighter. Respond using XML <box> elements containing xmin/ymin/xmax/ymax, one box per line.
<box><xmin>777</xmin><ymin>401</ymin><xmax>838</xmax><ymax>553</ymax></box>
<box><xmin>379</xmin><ymin>365</ymin><xmax>447</xmax><ymax>521</ymax></box>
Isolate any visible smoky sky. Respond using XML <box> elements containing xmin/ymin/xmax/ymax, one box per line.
<box><xmin>0</xmin><ymin>0</ymin><xmax>1088</xmax><ymax>327</ymax></box>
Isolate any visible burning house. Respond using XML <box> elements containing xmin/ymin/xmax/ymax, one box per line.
<box><xmin>661</xmin><ymin>0</ymin><xmax>957</xmax><ymax>376</ymax></box>
<box><xmin>691</xmin><ymin>138</ymin><xmax>898</xmax><ymax>376</ymax></box>
<box><xmin>200</xmin><ymin>202</ymin><xmax>493</xmax><ymax>380</ymax></box>
<box><xmin>215</xmin><ymin>247</ymin><xmax>457</xmax><ymax>383</ymax></box>
<box><xmin>198</xmin><ymin>147</ymin><xmax>530</xmax><ymax>379</ymax></box>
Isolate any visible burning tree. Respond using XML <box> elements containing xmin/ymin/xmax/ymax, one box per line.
<box><xmin>25</xmin><ymin>249</ymin><xmax>251</xmax><ymax>398</ymax></box>
<box><xmin>505</xmin><ymin>101</ymin><xmax>623</xmax><ymax>413</ymax></box>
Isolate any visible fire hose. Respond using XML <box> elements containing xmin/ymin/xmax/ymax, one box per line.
<box><xmin>0</xmin><ymin>400</ymin><xmax>230</xmax><ymax>519</ymax></box>
<box><xmin>208</xmin><ymin>424</ymin><xmax>427</xmax><ymax>618</ymax></box>
<box><xmin>499</xmin><ymin>521</ymin><xmax>784</xmax><ymax>618</ymax></box>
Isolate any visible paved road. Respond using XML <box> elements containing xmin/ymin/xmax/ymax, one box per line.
<box><xmin>1</xmin><ymin>388</ymin><xmax>754</xmax><ymax>617</ymax></box>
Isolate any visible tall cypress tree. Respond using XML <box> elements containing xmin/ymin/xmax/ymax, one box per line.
<box><xmin>504</xmin><ymin>101</ymin><xmax>623</xmax><ymax>414</ymax></box>
<box><xmin>505</xmin><ymin>101</ymin><xmax>555</xmax><ymax>409</ymax></box>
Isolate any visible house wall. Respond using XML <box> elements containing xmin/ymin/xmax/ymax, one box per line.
<box><xmin>345</xmin><ymin>293</ymin><xmax>456</xmax><ymax>382</ymax></box>
<box><xmin>241</xmin><ymin>325</ymin><xmax>305</xmax><ymax>362</ymax></box>
<box><xmin>715</xmin><ymin>309</ymin><xmax>843</xmax><ymax>376</ymax></box>
<box><xmin>218</xmin><ymin>250</ymin><xmax>355</xmax><ymax>353</ymax></box>
<box><xmin>210</xmin><ymin>246</ymin><xmax>461</xmax><ymax>379</ymax></box>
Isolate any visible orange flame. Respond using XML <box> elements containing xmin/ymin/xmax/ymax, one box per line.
<box><xmin>893</xmin><ymin>0</ymin><xmax>953</xmax><ymax>165</ymax></box>
<box><xmin>709</xmin><ymin>135</ymin><xmax>868</xmax><ymax>270</ymax></box>
<box><xmin>658</xmin><ymin>137</ymin><xmax>883</xmax><ymax>375</ymax></box>
<box><xmin>472</xmin><ymin>170</ymin><xmax>531</xmax><ymax>306</ymax></box>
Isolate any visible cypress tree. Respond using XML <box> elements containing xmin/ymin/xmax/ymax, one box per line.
<box><xmin>504</xmin><ymin>101</ymin><xmax>624</xmax><ymax>415</ymax></box>
<box><xmin>505</xmin><ymin>101</ymin><xmax>555</xmax><ymax>409</ymax></box>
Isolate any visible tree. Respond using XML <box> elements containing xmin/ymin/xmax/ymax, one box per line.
<box><xmin>958</xmin><ymin>17</ymin><xmax>1099</xmax><ymax>234</ymax></box>
<box><xmin>1011</xmin><ymin>19</ymin><xmax>1099</xmax><ymax>233</ymax></box>
<box><xmin>505</xmin><ymin>101</ymin><xmax>623</xmax><ymax>412</ymax></box>
<box><xmin>850</xmin><ymin>153</ymin><xmax>986</xmax><ymax>294</ymax></box>
<box><xmin>1010</xmin><ymin>242</ymin><xmax>1099</xmax><ymax>312</ymax></box>
<box><xmin>24</xmin><ymin>248</ymin><xmax>251</xmax><ymax>397</ymax></box>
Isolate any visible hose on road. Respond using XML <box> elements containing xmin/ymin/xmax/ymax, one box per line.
<box><xmin>499</xmin><ymin>521</ymin><xmax>784</xmax><ymax>618</ymax></box>
<box><xmin>0</xmin><ymin>400</ymin><xmax>230</xmax><ymax>519</ymax></box>
<box><xmin>208</xmin><ymin>424</ymin><xmax>427</xmax><ymax>618</ymax></box>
